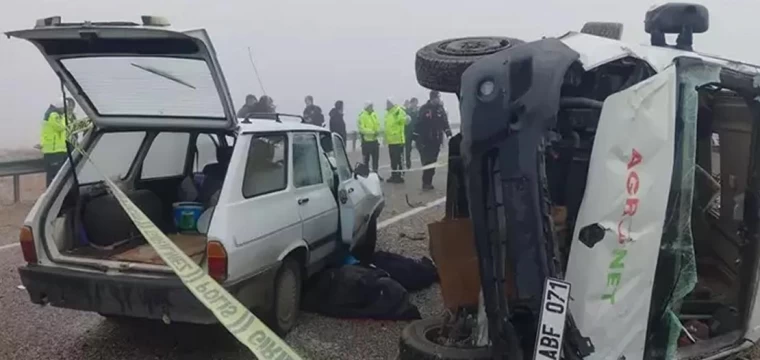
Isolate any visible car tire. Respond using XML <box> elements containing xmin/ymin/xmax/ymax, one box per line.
<box><xmin>269</xmin><ymin>258</ymin><xmax>302</xmax><ymax>335</ymax></box>
<box><xmin>398</xmin><ymin>318</ymin><xmax>492</xmax><ymax>360</ymax></box>
<box><xmin>580</xmin><ymin>22</ymin><xmax>624</xmax><ymax>40</ymax></box>
<box><xmin>351</xmin><ymin>215</ymin><xmax>377</xmax><ymax>264</ymax></box>
<box><xmin>415</xmin><ymin>36</ymin><xmax>524</xmax><ymax>93</ymax></box>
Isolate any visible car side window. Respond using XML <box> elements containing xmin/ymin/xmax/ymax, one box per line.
<box><xmin>242</xmin><ymin>134</ymin><xmax>287</xmax><ymax>198</ymax></box>
<box><xmin>194</xmin><ymin>134</ymin><xmax>219</xmax><ymax>173</ymax></box>
<box><xmin>331</xmin><ymin>134</ymin><xmax>352</xmax><ymax>181</ymax></box>
<box><xmin>293</xmin><ymin>133</ymin><xmax>323</xmax><ymax>188</ymax></box>
<box><xmin>142</xmin><ymin>132</ymin><xmax>190</xmax><ymax>179</ymax></box>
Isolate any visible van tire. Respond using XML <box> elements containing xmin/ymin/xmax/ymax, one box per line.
<box><xmin>415</xmin><ymin>37</ymin><xmax>524</xmax><ymax>93</ymax></box>
<box><xmin>580</xmin><ymin>22</ymin><xmax>624</xmax><ymax>40</ymax></box>
<box><xmin>398</xmin><ymin>318</ymin><xmax>492</xmax><ymax>360</ymax></box>
<box><xmin>269</xmin><ymin>258</ymin><xmax>302</xmax><ymax>335</ymax></box>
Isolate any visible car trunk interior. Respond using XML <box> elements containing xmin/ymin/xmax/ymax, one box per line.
<box><xmin>45</xmin><ymin>130</ymin><xmax>232</xmax><ymax>267</ymax></box>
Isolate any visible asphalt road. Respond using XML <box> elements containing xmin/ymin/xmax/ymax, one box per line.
<box><xmin>0</xmin><ymin>146</ymin><xmax>450</xmax><ymax>360</ymax></box>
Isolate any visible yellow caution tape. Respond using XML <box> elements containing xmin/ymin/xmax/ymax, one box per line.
<box><xmin>73</xmin><ymin>144</ymin><xmax>304</xmax><ymax>360</ymax></box>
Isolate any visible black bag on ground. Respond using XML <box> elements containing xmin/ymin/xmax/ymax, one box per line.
<box><xmin>371</xmin><ymin>251</ymin><xmax>439</xmax><ymax>292</ymax></box>
<box><xmin>302</xmin><ymin>265</ymin><xmax>421</xmax><ymax>321</ymax></box>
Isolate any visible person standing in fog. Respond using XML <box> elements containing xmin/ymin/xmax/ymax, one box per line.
<box><xmin>237</xmin><ymin>94</ymin><xmax>258</xmax><ymax>118</ymax></box>
<box><xmin>413</xmin><ymin>91</ymin><xmax>451</xmax><ymax>190</ymax></box>
<box><xmin>384</xmin><ymin>98</ymin><xmax>407</xmax><ymax>183</ymax></box>
<box><xmin>358</xmin><ymin>102</ymin><xmax>381</xmax><ymax>178</ymax></box>
<box><xmin>329</xmin><ymin>100</ymin><xmax>347</xmax><ymax>141</ymax></box>
<box><xmin>249</xmin><ymin>95</ymin><xmax>277</xmax><ymax>120</ymax></box>
<box><xmin>404</xmin><ymin>97</ymin><xmax>420</xmax><ymax>169</ymax></box>
<box><xmin>303</xmin><ymin>95</ymin><xmax>324</xmax><ymax>126</ymax></box>
<box><xmin>40</xmin><ymin>98</ymin><xmax>75</xmax><ymax>186</ymax></box>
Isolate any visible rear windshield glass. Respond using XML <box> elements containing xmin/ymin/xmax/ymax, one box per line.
<box><xmin>60</xmin><ymin>56</ymin><xmax>225</xmax><ymax>118</ymax></box>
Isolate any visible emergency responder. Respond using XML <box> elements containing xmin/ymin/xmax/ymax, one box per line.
<box><xmin>237</xmin><ymin>94</ymin><xmax>258</xmax><ymax>118</ymax></box>
<box><xmin>358</xmin><ymin>101</ymin><xmax>381</xmax><ymax>177</ymax></box>
<box><xmin>329</xmin><ymin>100</ymin><xmax>347</xmax><ymax>141</ymax></box>
<box><xmin>303</xmin><ymin>95</ymin><xmax>324</xmax><ymax>126</ymax></box>
<box><xmin>384</xmin><ymin>98</ymin><xmax>407</xmax><ymax>183</ymax></box>
<box><xmin>40</xmin><ymin>98</ymin><xmax>75</xmax><ymax>186</ymax></box>
<box><xmin>413</xmin><ymin>91</ymin><xmax>451</xmax><ymax>190</ymax></box>
<box><xmin>404</xmin><ymin>97</ymin><xmax>420</xmax><ymax>169</ymax></box>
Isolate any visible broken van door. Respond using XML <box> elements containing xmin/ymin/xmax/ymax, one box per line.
<box><xmin>6</xmin><ymin>22</ymin><xmax>237</xmax><ymax>130</ymax></box>
<box><xmin>564</xmin><ymin>65</ymin><xmax>678</xmax><ymax>360</ymax></box>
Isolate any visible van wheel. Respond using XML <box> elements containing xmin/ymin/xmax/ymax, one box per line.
<box><xmin>415</xmin><ymin>36</ymin><xmax>524</xmax><ymax>93</ymax></box>
<box><xmin>398</xmin><ymin>318</ymin><xmax>492</xmax><ymax>360</ymax></box>
<box><xmin>351</xmin><ymin>215</ymin><xmax>377</xmax><ymax>264</ymax></box>
<box><xmin>270</xmin><ymin>258</ymin><xmax>302</xmax><ymax>335</ymax></box>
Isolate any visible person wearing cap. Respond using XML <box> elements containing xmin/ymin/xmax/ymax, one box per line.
<box><xmin>404</xmin><ymin>97</ymin><xmax>420</xmax><ymax>169</ymax></box>
<box><xmin>358</xmin><ymin>101</ymin><xmax>381</xmax><ymax>177</ymax></box>
<box><xmin>413</xmin><ymin>90</ymin><xmax>451</xmax><ymax>190</ymax></box>
<box><xmin>384</xmin><ymin>98</ymin><xmax>407</xmax><ymax>183</ymax></box>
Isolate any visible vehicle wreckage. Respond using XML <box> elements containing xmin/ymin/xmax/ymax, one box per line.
<box><xmin>399</xmin><ymin>3</ymin><xmax>760</xmax><ymax>360</ymax></box>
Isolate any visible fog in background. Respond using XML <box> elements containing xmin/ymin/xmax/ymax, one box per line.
<box><xmin>1</xmin><ymin>0</ymin><xmax>757</xmax><ymax>150</ymax></box>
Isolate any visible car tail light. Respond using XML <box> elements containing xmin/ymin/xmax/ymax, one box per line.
<box><xmin>19</xmin><ymin>226</ymin><xmax>38</xmax><ymax>264</ymax></box>
<box><xmin>207</xmin><ymin>241</ymin><xmax>227</xmax><ymax>282</ymax></box>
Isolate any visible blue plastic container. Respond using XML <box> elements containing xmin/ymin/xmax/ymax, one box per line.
<box><xmin>172</xmin><ymin>202</ymin><xmax>205</xmax><ymax>233</ymax></box>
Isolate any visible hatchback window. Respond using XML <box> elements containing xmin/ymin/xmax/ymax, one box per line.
<box><xmin>78</xmin><ymin>131</ymin><xmax>145</xmax><ymax>183</ymax></box>
<box><xmin>242</xmin><ymin>134</ymin><xmax>287</xmax><ymax>198</ymax></box>
<box><xmin>142</xmin><ymin>132</ymin><xmax>190</xmax><ymax>179</ymax></box>
<box><xmin>293</xmin><ymin>133</ymin><xmax>323</xmax><ymax>187</ymax></box>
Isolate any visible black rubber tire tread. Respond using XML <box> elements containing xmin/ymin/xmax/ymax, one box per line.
<box><xmin>415</xmin><ymin>36</ymin><xmax>524</xmax><ymax>93</ymax></box>
<box><xmin>580</xmin><ymin>22</ymin><xmax>624</xmax><ymax>40</ymax></box>
<box><xmin>398</xmin><ymin>318</ymin><xmax>492</xmax><ymax>360</ymax></box>
<box><xmin>268</xmin><ymin>257</ymin><xmax>302</xmax><ymax>336</ymax></box>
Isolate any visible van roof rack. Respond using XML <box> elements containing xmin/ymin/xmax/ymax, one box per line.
<box><xmin>241</xmin><ymin>112</ymin><xmax>305</xmax><ymax>124</ymax></box>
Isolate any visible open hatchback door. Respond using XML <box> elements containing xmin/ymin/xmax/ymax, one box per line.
<box><xmin>6</xmin><ymin>18</ymin><xmax>237</xmax><ymax>130</ymax></box>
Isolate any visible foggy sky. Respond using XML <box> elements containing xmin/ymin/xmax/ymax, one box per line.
<box><xmin>1</xmin><ymin>0</ymin><xmax>758</xmax><ymax>149</ymax></box>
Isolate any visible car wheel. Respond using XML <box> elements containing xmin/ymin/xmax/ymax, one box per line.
<box><xmin>270</xmin><ymin>258</ymin><xmax>302</xmax><ymax>335</ymax></box>
<box><xmin>415</xmin><ymin>36</ymin><xmax>524</xmax><ymax>93</ymax></box>
<box><xmin>351</xmin><ymin>215</ymin><xmax>377</xmax><ymax>264</ymax></box>
<box><xmin>398</xmin><ymin>318</ymin><xmax>492</xmax><ymax>360</ymax></box>
<box><xmin>580</xmin><ymin>22</ymin><xmax>624</xmax><ymax>40</ymax></box>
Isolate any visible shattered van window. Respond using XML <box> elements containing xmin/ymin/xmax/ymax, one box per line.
<box><xmin>61</xmin><ymin>57</ymin><xmax>225</xmax><ymax>118</ymax></box>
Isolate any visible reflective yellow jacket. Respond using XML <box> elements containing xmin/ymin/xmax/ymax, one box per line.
<box><xmin>384</xmin><ymin>105</ymin><xmax>407</xmax><ymax>145</ymax></box>
<box><xmin>358</xmin><ymin>110</ymin><xmax>380</xmax><ymax>142</ymax></box>
<box><xmin>40</xmin><ymin>111</ymin><xmax>68</xmax><ymax>154</ymax></box>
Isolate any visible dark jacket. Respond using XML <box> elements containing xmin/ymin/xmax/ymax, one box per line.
<box><xmin>329</xmin><ymin>107</ymin><xmax>347</xmax><ymax>140</ymax></box>
<box><xmin>303</xmin><ymin>104</ymin><xmax>324</xmax><ymax>126</ymax></box>
<box><xmin>404</xmin><ymin>106</ymin><xmax>419</xmax><ymax>143</ymax></box>
<box><xmin>236</xmin><ymin>105</ymin><xmax>257</xmax><ymax>119</ymax></box>
<box><xmin>414</xmin><ymin>101</ymin><xmax>451</xmax><ymax>146</ymax></box>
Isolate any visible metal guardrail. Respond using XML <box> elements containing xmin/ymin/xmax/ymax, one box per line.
<box><xmin>0</xmin><ymin>157</ymin><xmax>45</xmax><ymax>204</ymax></box>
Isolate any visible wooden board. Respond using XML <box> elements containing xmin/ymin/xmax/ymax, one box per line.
<box><xmin>111</xmin><ymin>233</ymin><xmax>207</xmax><ymax>265</ymax></box>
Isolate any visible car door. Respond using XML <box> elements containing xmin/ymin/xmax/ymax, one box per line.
<box><xmin>327</xmin><ymin>133</ymin><xmax>370</xmax><ymax>244</ymax></box>
<box><xmin>7</xmin><ymin>25</ymin><xmax>236</xmax><ymax>130</ymax></box>
<box><xmin>291</xmin><ymin>132</ymin><xmax>339</xmax><ymax>258</ymax></box>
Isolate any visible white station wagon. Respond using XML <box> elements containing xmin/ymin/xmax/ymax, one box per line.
<box><xmin>9</xmin><ymin>17</ymin><xmax>384</xmax><ymax>335</ymax></box>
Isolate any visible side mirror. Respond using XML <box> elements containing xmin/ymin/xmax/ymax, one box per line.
<box><xmin>354</xmin><ymin>162</ymin><xmax>370</xmax><ymax>178</ymax></box>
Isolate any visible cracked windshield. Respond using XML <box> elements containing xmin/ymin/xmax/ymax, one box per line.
<box><xmin>3</xmin><ymin>1</ymin><xmax>760</xmax><ymax>359</ymax></box>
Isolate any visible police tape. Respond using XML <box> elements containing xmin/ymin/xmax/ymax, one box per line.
<box><xmin>388</xmin><ymin>161</ymin><xmax>448</xmax><ymax>173</ymax></box>
<box><xmin>72</xmin><ymin>144</ymin><xmax>304</xmax><ymax>360</ymax></box>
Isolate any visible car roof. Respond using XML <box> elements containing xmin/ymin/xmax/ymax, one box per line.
<box><xmin>237</xmin><ymin>118</ymin><xmax>329</xmax><ymax>134</ymax></box>
<box><xmin>559</xmin><ymin>31</ymin><xmax>760</xmax><ymax>76</ymax></box>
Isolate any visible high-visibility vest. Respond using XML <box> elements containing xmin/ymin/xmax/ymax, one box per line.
<box><xmin>40</xmin><ymin>111</ymin><xmax>68</xmax><ymax>154</ymax></box>
<box><xmin>357</xmin><ymin>110</ymin><xmax>380</xmax><ymax>142</ymax></box>
<box><xmin>384</xmin><ymin>105</ymin><xmax>407</xmax><ymax>145</ymax></box>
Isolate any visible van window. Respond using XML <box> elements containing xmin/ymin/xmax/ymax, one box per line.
<box><xmin>332</xmin><ymin>135</ymin><xmax>352</xmax><ymax>181</ymax></box>
<box><xmin>142</xmin><ymin>132</ymin><xmax>190</xmax><ymax>179</ymax></box>
<box><xmin>194</xmin><ymin>134</ymin><xmax>219</xmax><ymax>173</ymax></box>
<box><xmin>242</xmin><ymin>134</ymin><xmax>287</xmax><ymax>198</ymax></box>
<box><xmin>78</xmin><ymin>132</ymin><xmax>145</xmax><ymax>183</ymax></box>
<box><xmin>293</xmin><ymin>133</ymin><xmax>323</xmax><ymax>187</ymax></box>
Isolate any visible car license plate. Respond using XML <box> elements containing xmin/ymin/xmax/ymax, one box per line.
<box><xmin>533</xmin><ymin>277</ymin><xmax>571</xmax><ymax>360</ymax></box>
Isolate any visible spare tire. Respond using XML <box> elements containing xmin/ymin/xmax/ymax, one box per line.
<box><xmin>398</xmin><ymin>318</ymin><xmax>492</xmax><ymax>360</ymax></box>
<box><xmin>580</xmin><ymin>22</ymin><xmax>624</xmax><ymax>40</ymax></box>
<box><xmin>415</xmin><ymin>36</ymin><xmax>524</xmax><ymax>93</ymax></box>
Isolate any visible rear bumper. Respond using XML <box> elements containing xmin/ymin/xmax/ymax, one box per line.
<box><xmin>18</xmin><ymin>264</ymin><xmax>277</xmax><ymax>324</ymax></box>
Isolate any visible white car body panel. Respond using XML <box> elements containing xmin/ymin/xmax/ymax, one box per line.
<box><xmin>565</xmin><ymin>66</ymin><xmax>677</xmax><ymax>360</ymax></box>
